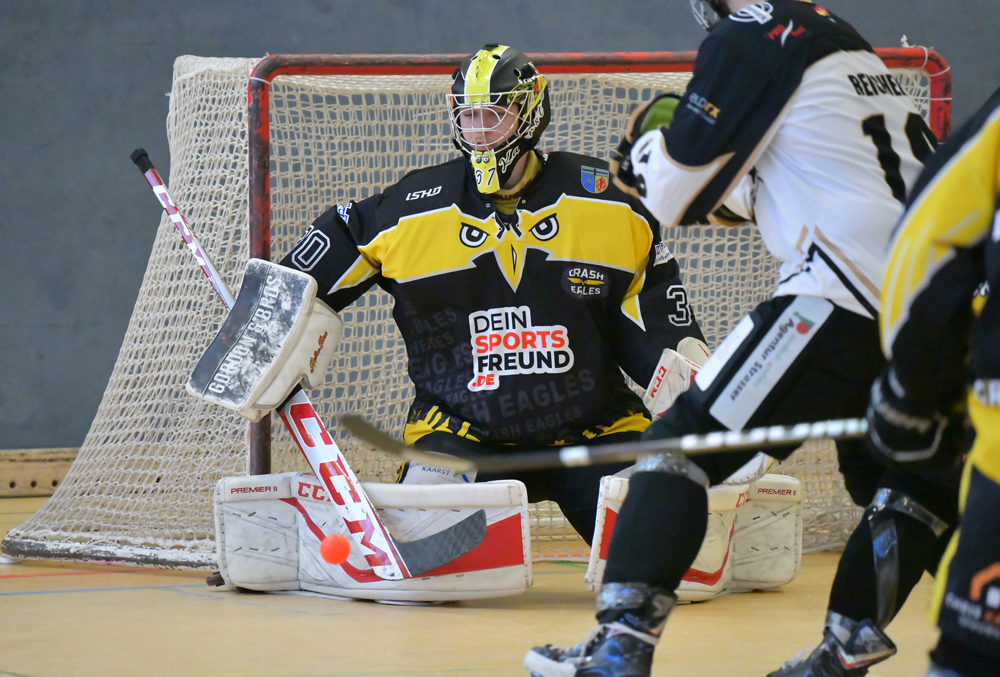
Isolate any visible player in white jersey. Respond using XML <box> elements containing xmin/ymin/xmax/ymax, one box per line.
<box><xmin>525</xmin><ymin>2</ymin><xmax>959</xmax><ymax>676</ymax></box>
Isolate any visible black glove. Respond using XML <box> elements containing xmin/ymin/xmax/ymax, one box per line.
<box><xmin>866</xmin><ymin>367</ymin><xmax>952</xmax><ymax>464</ymax></box>
<box><xmin>610</xmin><ymin>92</ymin><xmax>683</xmax><ymax>197</ymax></box>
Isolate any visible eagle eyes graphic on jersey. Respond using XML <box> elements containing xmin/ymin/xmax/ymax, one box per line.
<box><xmin>460</xmin><ymin>223</ymin><xmax>490</xmax><ymax>248</ymax></box>
<box><xmin>468</xmin><ymin>306</ymin><xmax>574</xmax><ymax>392</ymax></box>
<box><xmin>532</xmin><ymin>215</ymin><xmax>559</xmax><ymax>240</ymax></box>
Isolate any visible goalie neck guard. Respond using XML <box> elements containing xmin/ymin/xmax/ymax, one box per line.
<box><xmin>449</xmin><ymin>45</ymin><xmax>550</xmax><ymax>194</ymax></box>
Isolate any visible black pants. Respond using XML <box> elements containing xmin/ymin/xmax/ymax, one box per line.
<box><xmin>411</xmin><ymin>431</ymin><xmax>636</xmax><ymax>544</ymax></box>
<box><xmin>604</xmin><ymin>296</ymin><xmax>959</xmax><ymax>592</ymax></box>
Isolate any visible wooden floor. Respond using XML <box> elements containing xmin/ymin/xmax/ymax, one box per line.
<box><xmin>1</xmin><ymin>497</ymin><xmax>937</xmax><ymax>676</ymax></box>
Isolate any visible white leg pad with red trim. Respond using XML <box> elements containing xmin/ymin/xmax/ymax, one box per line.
<box><xmin>584</xmin><ymin>474</ymin><xmax>802</xmax><ymax>601</ymax></box>
<box><xmin>215</xmin><ymin>472</ymin><xmax>532</xmax><ymax>602</ymax></box>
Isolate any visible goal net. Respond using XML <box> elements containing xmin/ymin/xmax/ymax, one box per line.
<box><xmin>3</xmin><ymin>50</ymin><xmax>951</xmax><ymax>568</ymax></box>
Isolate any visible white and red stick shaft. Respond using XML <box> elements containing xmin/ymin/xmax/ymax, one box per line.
<box><xmin>131</xmin><ymin>148</ymin><xmax>408</xmax><ymax>581</ymax></box>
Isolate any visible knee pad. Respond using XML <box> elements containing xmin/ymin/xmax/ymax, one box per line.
<box><xmin>215</xmin><ymin>472</ymin><xmax>531</xmax><ymax>602</ymax></box>
<box><xmin>866</xmin><ymin>488</ymin><xmax>949</xmax><ymax>628</ymax></box>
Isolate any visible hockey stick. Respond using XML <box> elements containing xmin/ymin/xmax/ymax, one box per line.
<box><xmin>342</xmin><ymin>415</ymin><xmax>869</xmax><ymax>474</ymax></box>
<box><xmin>131</xmin><ymin>148</ymin><xmax>485</xmax><ymax>581</ymax></box>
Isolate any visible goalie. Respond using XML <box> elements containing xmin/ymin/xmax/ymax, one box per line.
<box><xmin>188</xmin><ymin>45</ymin><xmax>800</xmax><ymax>602</ymax></box>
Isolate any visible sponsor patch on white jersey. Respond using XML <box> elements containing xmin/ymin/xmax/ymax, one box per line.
<box><xmin>653</xmin><ymin>241</ymin><xmax>674</xmax><ymax>266</ymax></box>
<box><xmin>708</xmin><ymin>297</ymin><xmax>834</xmax><ymax>430</ymax></box>
<box><xmin>468</xmin><ymin>306</ymin><xmax>574</xmax><ymax>391</ymax></box>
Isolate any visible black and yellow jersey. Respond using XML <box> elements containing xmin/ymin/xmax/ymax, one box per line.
<box><xmin>281</xmin><ymin>150</ymin><xmax>705</xmax><ymax>447</ymax></box>
<box><xmin>881</xmin><ymin>85</ymin><xmax>1000</xmax><ymax>411</ymax></box>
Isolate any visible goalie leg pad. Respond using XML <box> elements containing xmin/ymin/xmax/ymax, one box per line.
<box><xmin>585</xmin><ymin>474</ymin><xmax>803</xmax><ymax>600</ymax></box>
<box><xmin>215</xmin><ymin>472</ymin><xmax>531</xmax><ymax>602</ymax></box>
<box><xmin>188</xmin><ymin>259</ymin><xmax>343</xmax><ymax>421</ymax></box>
<box><xmin>584</xmin><ymin>476</ymin><xmax>750</xmax><ymax>602</ymax></box>
<box><xmin>729</xmin><ymin>474</ymin><xmax>804</xmax><ymax>590</ymax></box>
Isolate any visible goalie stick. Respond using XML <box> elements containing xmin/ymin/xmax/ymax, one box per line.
<box><xmin>131</xmin><ymin>148</ymin><xmax>486</xmax><ymax>581</ymax></box>
<box><xmin>342</xmin><ymin>415</ymin><xmax>869</xmax><ymax>474</ymax></box>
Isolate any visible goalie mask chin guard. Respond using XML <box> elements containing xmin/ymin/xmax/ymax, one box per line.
<box><xmin>449</xmin><ymin>45</ymin><xmax>550</xmax><ymax>194</ymax></box>
<box><xmin>689</xmin><ymin>0</ymin><xmax>730</xmax><ymax>30</ymax></box>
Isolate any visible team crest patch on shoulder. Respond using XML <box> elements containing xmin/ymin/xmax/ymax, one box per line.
<box><xmin>336</xmin><ymin>203</ymin><xmax>351</xmax><ymax>221</ymax></box>
<box><xmin>814</xmin><ymin>5</ymin><xmax>835</xmax><ymax>21</ymax></box>
<box><xmin>581</xmin><ymin>166</ymin><xmax>609</xmax><ymax>194</ymax></box>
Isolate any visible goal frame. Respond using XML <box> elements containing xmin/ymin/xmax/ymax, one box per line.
<box><xmin>243</xmin><ymin>48</ymin><xmax>951</xmax><ymax>475</ymax></box>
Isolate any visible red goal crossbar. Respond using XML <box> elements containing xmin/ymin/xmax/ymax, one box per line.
<box><xmin>243</xmin><ymin>48</ymin><xmax>951</xmax><ymax>474</ymax></box>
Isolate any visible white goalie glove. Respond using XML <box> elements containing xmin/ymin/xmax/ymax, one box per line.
<box><xmin>643</xmin><ymin>336</ymin><xmax>711</xmax><ymax>418</ymax></box>
<box><xmin>186</xmin><ymin>259</ymin><xmax>343</xmax><ymax>421</ymax></box>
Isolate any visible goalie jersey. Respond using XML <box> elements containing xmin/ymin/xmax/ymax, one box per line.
<box><xmin>281</xmin><ymin>151</ymin><xmax>704</xmax><ymax>447</ymax></box>
<box><xmin>632</xmin><ymin>0</ymin><xmax>936</xmax><ymax>319</ymax></box>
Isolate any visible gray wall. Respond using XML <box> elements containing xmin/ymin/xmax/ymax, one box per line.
<box><xmin>2</xmin><ymin>1</ymin><xmax>998</xmax><ymax>449</ymax></box>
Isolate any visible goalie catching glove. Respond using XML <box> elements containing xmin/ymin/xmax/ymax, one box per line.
<box><xmin>187</xmin><ymin>258</ymin><xmax>343</xmax><ymax>421</ymax></box>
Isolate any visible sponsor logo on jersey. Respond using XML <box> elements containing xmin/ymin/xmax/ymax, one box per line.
<box><xmin>766</xmin><ymin>20</ymin><xmax>808</xmax><ymax>45</ymax></box>
<box><xmin>468</xmin><ymin>305</ymin><xmax>574</xmax><ymax>391</ymax></box>
<box><xmin>653</xmin><ymin>241</ymin><xmax>674</xmax><ymax>266</ymax></box>
<box><xmin>729</xmin><ymin>2</ymin><xmax>773</xmax><ymax>24</ymax></box>
<box><xmin>405</xmin><ymin>186</ymin><xmax>442</xmax><ymax>201</ymax></box>
<box><xmin>581</xmin><ymin>166</ymin><xmax>609</xmax><ymax>193</ymax></box>
<box><xmin>562</xmin><ymin>266</ymin><xmax>607</xmax><ymax>298</ymax></box>
<box><xmin>708</xmin><ymin>297</ymin><xmax>834</xmax><ymax>430</ymax></box>
<box><xmin>847</xmin><ymin>73</ymin><xmax>908</xmax><ymax>98</ymax></box>
<box><xmin>973</xmin><ymin>379</ymin><xmax>1000</xmax><ymax>408</ymax></box>
<box><xmin>686</xmin><ymin>93</ymin><xmax>721</xmax><ymax>125</ymax></box>
<box><xmin>336</xmin><ymin>203</ymin><xmax>352</xmax><ymax>221</ymax></box>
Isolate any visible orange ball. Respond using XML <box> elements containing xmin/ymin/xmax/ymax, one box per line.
<box><xmin>319</xmin><ymin>533</ymin><xmax>351</xmax><ymax>564</ymax></box>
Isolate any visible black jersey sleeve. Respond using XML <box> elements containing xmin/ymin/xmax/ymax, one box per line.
<box><xmin>610</xmin><ymin>233</ymin><xmax>707</xmax><ymax>388</ymax></box>
<box><xmin>278</xmin><ymin>195</ymin><xmax>384</xmax><ymax>312</ymax></box>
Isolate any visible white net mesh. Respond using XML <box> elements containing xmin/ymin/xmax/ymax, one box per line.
<box><xmin>3</xmin><ymin>55</ymin><xmax>939</xmax><ymax>567</ymax></box>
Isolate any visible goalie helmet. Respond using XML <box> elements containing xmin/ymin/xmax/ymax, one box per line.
<box><xmin>450</xmin><ymin>45</ymin><xmax>550</xmax><ymax>194</ymax></box>
<box><xmin>690</xmin><ymin>0</ymin><xmax>731</xmax><ymax>29</ymax></box>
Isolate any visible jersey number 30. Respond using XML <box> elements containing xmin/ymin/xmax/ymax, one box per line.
<box><xmin>862</xmin><ymin>112</ymin><xmax>936</xmax><ymax>202</ymax></box>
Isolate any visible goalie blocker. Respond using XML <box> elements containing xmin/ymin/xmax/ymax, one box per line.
<box><xmin>215</xmin><ymin>472</ymin><xmax>532</xmax><ymax>602</ymax></box>
<box><xmin>187</xmin><ymin>259</ymin><xmax>343</xmax><ymax>421</ymax></box>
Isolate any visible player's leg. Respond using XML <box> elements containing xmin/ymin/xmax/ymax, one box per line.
<box><xmin>926</xmin><ymin>396</ymin><xmax>1000</xmax><ymax>677</ymax></box>
<box><xmin>546</xmin><ymin>431</ymin><xmax>639</xmax><ymax>545</ymax></box>
<box><xmin>526</xmin><ymin>296</ymin><xmax>869</xmax><ymax>677</ymax></box>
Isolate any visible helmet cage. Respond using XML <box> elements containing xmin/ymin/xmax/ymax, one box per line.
<box><xmin>448</xmin><ymin>75</ymin><xmax>548</xmax><ymax>160</ymax></box>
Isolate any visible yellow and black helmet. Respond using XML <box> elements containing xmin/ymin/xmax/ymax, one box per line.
<box><xmin>449</xmin><ymin>45</ymin><xmax>550</xmax><ymax>193</ymax></box>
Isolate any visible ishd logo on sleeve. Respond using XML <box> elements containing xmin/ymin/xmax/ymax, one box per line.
<box><xmin>468</xmin><ymin>305</ymin><xmax>574</xmax><ymax>391</ymax></box>
<box><xmin>581</xmin><ymin>166</ymin><xmax>609</xmax><ymax>194</ymax></box>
